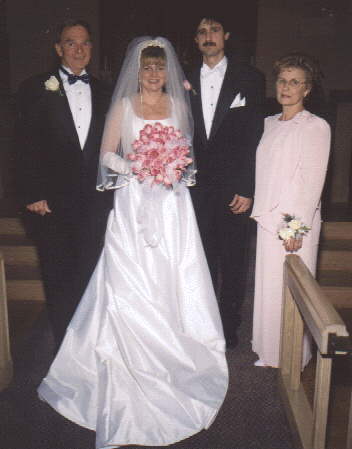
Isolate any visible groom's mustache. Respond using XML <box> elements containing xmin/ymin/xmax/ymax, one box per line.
<box><xmin>203</xmin><ymin>41</ymin><xmax>216</xmax><ymax>47</ymax></box>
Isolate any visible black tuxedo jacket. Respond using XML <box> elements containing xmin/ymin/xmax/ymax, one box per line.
<box><xmin>16</xmin><ymin>69</ymin><xmax>112</xmax><ymax>210</ymax></box>
<box><xmin>189</xmin><ymin>58</ymin><xmax>265</xmax><ymax>198</ymax></box>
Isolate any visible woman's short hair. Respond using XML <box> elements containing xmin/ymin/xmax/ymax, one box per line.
<box><xmin>273</xmin><ymin>53</ymin><xmax>321</xmax><ymax>88</ymax></box>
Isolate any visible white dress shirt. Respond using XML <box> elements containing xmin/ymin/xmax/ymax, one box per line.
<box><xmin>200</xmin><ymin>56</ymin><xmax>227</xmax><ymax>138</ymax></box>
<box><xmin>59</xmin><ymin>66</ymin><xmax>92</xmax><ymax>149</ymax></box>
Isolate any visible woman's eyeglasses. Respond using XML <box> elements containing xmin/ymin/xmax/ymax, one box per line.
<box><xmin>276</xmin><ymin>78</ymin><xmax>307</xmax><ymax>88</ymax></box>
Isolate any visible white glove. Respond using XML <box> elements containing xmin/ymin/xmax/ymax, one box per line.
<box><xmin>102</xmin><ymin>152</ymin><xmax>130</xmax><ymax>175</ymax></box>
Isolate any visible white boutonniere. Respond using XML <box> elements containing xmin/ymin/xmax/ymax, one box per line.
<box><xmin>44</xmin><ymin>76</ymin><xmax>62</xmax><ymax>95</ymax></box>
<box><xmin>278</xmin><ymin>214</ymin><xmax>310</xmax><ymax>241</ymax></box>
<box><xmin>183</xmin><ymin>80</ymin><xmax>197</xmax><ymax>96</ymax></box>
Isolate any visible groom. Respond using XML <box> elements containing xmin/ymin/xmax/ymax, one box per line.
<box><xmin>16</xmin><ymin>19</ymin><xmax>112</xmax><ymax>349</ymax></box>
<box><xmin>189</xmin><ymin>14</ymin><xmax>265</xmax><ymax>348</ymax></box>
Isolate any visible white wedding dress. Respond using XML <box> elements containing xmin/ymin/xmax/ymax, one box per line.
<box><xmin>38</xmin><ymin>115</ymin><xmax>228</xmax><ymax>449</ymax></box>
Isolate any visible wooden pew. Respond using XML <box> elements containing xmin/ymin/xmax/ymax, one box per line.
<box><xmin>0</xmin><ymin>251</ymin><xmax>13</xmax><ymax>391</ymax></box>
<box><xmin>280</xmin><ymin>254</ymin><xmax>350</xmax><ymax>449</ymax></box>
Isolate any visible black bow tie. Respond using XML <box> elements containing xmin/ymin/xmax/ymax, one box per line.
<box><xmin>60</xmin><ymin>67</ymin><xmax>90</xmax><ymax>85</ymax></box>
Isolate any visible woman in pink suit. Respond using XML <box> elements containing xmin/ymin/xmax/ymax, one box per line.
<box><xmin>251</xmin><ymin>54</ymin><xmax>331</xmax><ymax>368</ymax></box>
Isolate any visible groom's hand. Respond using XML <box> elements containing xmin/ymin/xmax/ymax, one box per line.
<box><xmin>26</xmin><ymin>200</ymin><xmax>52</xmax><ymax>216</ymax></box>
<box><xmin>229</xmin><ymin>194</ymin><xmax>252</xmax><ymax>214</ymax></box>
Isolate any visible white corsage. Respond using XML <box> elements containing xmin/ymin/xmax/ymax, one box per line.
<box><xmin>278</xmin><ymin>214</ymin><xmax>310</xmax><ymax>241</ymax></box>
<box><xmin>44</xmin><ymin>76</ymin><xmax>62</xmax><ymax>95</ymax></box>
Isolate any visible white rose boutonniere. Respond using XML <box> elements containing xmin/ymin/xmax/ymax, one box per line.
<box><xmin>278</xmin><ymin>214</ymin><xmax>310</xmax><ymax>241</ymax></box>
<box><xmin>44</xmin><ymin>76</ymin><xmax>62</xmax><ymax>95</ymax></box>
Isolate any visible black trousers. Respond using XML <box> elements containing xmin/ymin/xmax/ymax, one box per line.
<box><xmin>191</xmin><ymin>186</ymin><xmax>251</xmax><ymax>340</ymax></box>
<box><xmin>23</xmin><ymin>192</ymin><xmax>112</xmax><ymax>349</ymax></box>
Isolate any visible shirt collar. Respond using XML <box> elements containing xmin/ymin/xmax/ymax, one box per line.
<box><xmin>201</xmin><ymin>56</ymin><xmax>227</xmax><ymax>78</ymax></box>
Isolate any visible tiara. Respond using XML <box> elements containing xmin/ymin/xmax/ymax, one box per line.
<box><xmin>140</xmin><ymin>39</ymin><xmax>165</xmax><ymax>51</ymax></box>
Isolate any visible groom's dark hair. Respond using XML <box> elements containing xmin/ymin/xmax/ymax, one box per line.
<box><xmin>55</xmin><ymin>19</ymin><xmax>92</xmax><ymax>43</ymax></box>
<box><xmin>194</xmin><ymin>11</ymin><xmax>230</xmax><ymax>35</ymax></box>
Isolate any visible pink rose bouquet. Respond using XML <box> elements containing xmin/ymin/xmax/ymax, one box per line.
<box><xmin>128</xmin><ymin>122</ymin><xmax>193</xmax><ymax>186</ymax></box>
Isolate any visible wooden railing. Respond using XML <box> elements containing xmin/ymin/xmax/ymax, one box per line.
<box><xmin>280</xmin><ymin>254</ymin><xmax>350</xmax><ymax>449</ymax></box>
<box><xmin>0</xmin><ymin>251</ymin><xmax>12</xmax><ymax>391</ymax></box>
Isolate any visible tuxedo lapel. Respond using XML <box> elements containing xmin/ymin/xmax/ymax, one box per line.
<box><xmin>51</xmin><ymin>70</ymin><xmax>81</xmax><ymax>149</ymax></box>
<box><xmin>82</xmin><ymin>77</ymin><xmax>99</xmax><ymax>161</ymax></box>
<box><xmin>192</xmin><ymin>68</ymin><xmax>207</xmax><ymax>148</ymax></box>
<box><xmin>208</xmin><ymin>62</ymin><xmax>242</xmax><ymax>142</ymax></box>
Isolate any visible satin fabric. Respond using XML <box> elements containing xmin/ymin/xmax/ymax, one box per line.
<box><xmin>38</xmin><ymin>119</ymin><xmax>228</xmax><ymax>448</ymax></box>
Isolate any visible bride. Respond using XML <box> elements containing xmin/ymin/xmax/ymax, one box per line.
<box><xmin>38</xmin><ymin>36</ymin><xmax>228</xmax><ymax>449</ymax></box>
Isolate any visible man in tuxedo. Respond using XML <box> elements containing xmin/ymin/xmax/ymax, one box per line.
<box><xmin>16</xmin><ymin>19</ymin><xmax>112</xmax><ymax>349</ymax></box>
<box><xmin>189</xmin><ymin>14</ymin><xmax>265</xmax><ymax>347</ymax></box>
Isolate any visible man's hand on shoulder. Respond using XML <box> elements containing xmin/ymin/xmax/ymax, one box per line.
<box><xmin>229</xmin><ymin>194</ymin><xmax>252</xmax><ymax>214</ymax></box>
<box><xmin>26</xmin><ymin>200</ymin><xmax>51</xmax><ymax>216</ymax></box>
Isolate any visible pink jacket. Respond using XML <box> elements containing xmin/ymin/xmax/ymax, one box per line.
<box><xmin>251</xmin><ymin>110</ymin><xmax>331</xmax><ymax>234</ymax></box>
